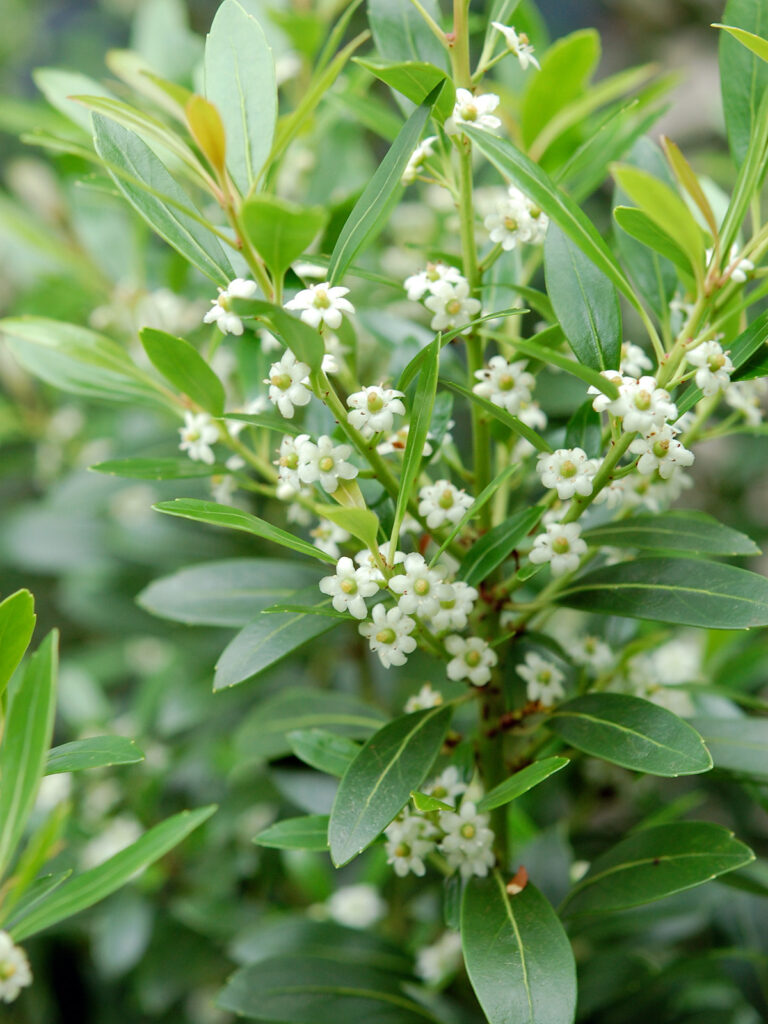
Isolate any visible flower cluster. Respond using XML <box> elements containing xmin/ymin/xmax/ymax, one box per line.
<box><xmin>0</xmin><ymin>931</ymin><xmax>32</xmax><ymax>1004</ymax></box>
<box><xmin>405</xmin><ymin>263</ymin><xmax>482</xmax><ymax>332</ymax></box>
<box><xmin>484</xmin><ymin>185</ymin><xmax>549</xmax><ymax>250</ymax></box>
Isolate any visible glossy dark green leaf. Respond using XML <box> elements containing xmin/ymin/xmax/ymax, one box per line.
<box><xmin>582</xmin><ymin>511</ymin><xmax>759</xmax><ymax>557</ymax></box>
<box><xmin>459</xmin><ymin>506</ymin><xmax>544</xmax><ymax>586</ymax></box>
<box><xmin>440</xmin><ymin>378</ymin><xmax>552</xmax><ymax>453</ymax></box>
<box><xmin>562</xmin><ymin>822</ymin><xmax>754</xmax><ymax>915</ymax></box>
<box><xmin>687</xmin><ymin>717</ymin><xmax>768</xmax><ymax>779</ymax></box>
<box><xmin>254</xmin><ymin>815</ymin><xmax>330</xmax><ymax>851</ymax></box>
<box><xmin>140</xmin><ymin>327</ymin><xmax>225</xmax><ymax>414</ymax></box>
<box><xmin>46</xmin><ymin>737</ymin><xmax>144</xmax><ymax>775</ymax></box>
<box><xmin>548</xmin><ymin>693</ymin><xmax>712</xmax><ymax>776</ymax></box>
<box><xmin>0</xmin><ymin>589</ymin><xmax>35</xmax><ymax>700</ymax></box>
<box><xmin>367</xmin><ymin>0</ymin><xmax>447</xmax><ymax>69</ymax></box>
<box><xmin>719</xmin><ymin>0</ymin><xmax>768</xmax><ymax>166</ymax></box>
<box><xmin>288</xmin><ymin>729</ymin><xmax>360</xmax><ymax>777</ymax></box>
<box><xmin>477</xmin><ymin>757</ymin><xmax>570</xmax><ymax>812</ymax></box>
<box><xmin>564</xmin><ymin>401</ymin><xmax>602</xmax><ymax>458</ymax></box>
<box><xmin>241</xmin><ymin>196</ymin><xmax>327</xmax><ymax>281</ymax></box>
<box><xmin>354</xmin><ymin>58</ymin><xmax>454</xmax><ymax>122</ymax></box>
<box><xmin>556</xmin><ymin>557</ymin><xmax>768</xmax><ymax>629</ymax></box>
<box><xmin>329</xmin><ymin>704</ymin><xmax>453</xmax><ymax>866</ymax></box>
<box><xmin>90</xmin><ymin>457</ymin><xmax>227</xmax><ymax>480</ymax></box>
<box><xmin>462</xmin><ymin>873</ymin><xmax>577</xmax><ymax>1024</ymax></box>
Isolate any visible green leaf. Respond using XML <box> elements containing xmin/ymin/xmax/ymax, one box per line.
<box><xmin>547</xmin><ymin>693</ymin><xmax>712</xmax><ymax>776</ymax></box>
<box><xmin>138</xmin><ymin>558</ymin><xmax>321</xmax><ymax>627</ymax></box>
<box><xmin>316</xmin><ymin>505</ymin><xmax>380</xmax><ymax>551</ymax></box>
<box><xmin>439</xmin><ymin>378</ymin><xmax>552</xmax><ymax>453</ymax></box>
<box><xmin>0</xmin><ymin>590</ymin><xmax>36</xmax><ymax>700</ymax></box>
<box><xmin>254</xmin><ymin>815</ymin><xmax>330</xmax><ymax>851</ymax></box>
<box><xmin>232</xmin><ymin>298</ymin><xmax>325</xmax><ymax>373</ymax></box>
<box><xmin>90</xmin><ymin>457</ymin><xmax>227</xmax><ymax>480</ymax></box>
<box><xmin>0</xmin><ymin>632</ymin><xmax>58</xmax><ymax>877</ymax></box>
<box><xmin>288</xmin><ymin>729</ymin><xmax>360</xmax><ymax>777</ymax></box>
<box><xmin>410</xmin><ymin>790</ymin><xmax>453</xmax><ymax>813</ymax></box>
<box><xmin>720</xmin><ymin>85</ymin><xmax>768</xmax><ymax>254</ymax></box>
<box><xmin>222</xmin><ymin>412</ymin><xmax>303</xmax><ymax>435</ymax></box>
<box><xmin>34</xmin><ymin>67</ymin><xmax>117</xmax><ymax>133</ymax></box>
<box><xmin>367</xmin><ymin>0</ymin><xmax>447</xmax><ymax>69</ymax></box>
<box><xmin>11</xmin><ymin>805</ymin><xmax>216</xmax><ymax>941</ymax></box>
<box><xmin>4</xmin><ymin>872</ymin><xmax>72</xmax><ymax>933</ymax></box>
<box><xmin>354</xmin><ymin>58</ymin><xmax>454</xmax><ymax>122</ymax></box>
<box><xmin>613</xmin><ymin>206</ymin><xmax>692</xmax><ymax>275</ymax></box>
<box><xmin>459</xmin><ymin>506</ymin><xmax>544</xmax><ymax>587</ymax></box>
<box><xmin>328</xmin><ymin>84</ymin><xmax>440</xmax><ymax>284</ymax></box>
<box><xmin>687</xmin><ymin>717</ymin><xmax>768</xmax><ymax>779</ymax></box>
<box><xmin>562</xmin><ymin>822</ymin><xmax>754</xmax><ymax>915</ymax></box>
<box><xmin>214</xmin><ymin>613</ymin><xmax>341</xmax><ymax>690</ymax></box>
<box><xmin>429</xmin><ymin>464</ymin><xmax>517</xmax><ymax>567</ymax></box>
<box><xmin>241</xmin><ymin>196</ymin><xmax>326</xmax><ymax>281</ymax></box>
<box><xmin>140</xmin><ymin>328</ymin><xmax>225</xmax><ymax>415</ymax></box>
<box><xmin>582</xmin><ymin>511</ymin><xmax>760</xmax><ymax>557</ymax></box>
<box><xmin>461</xmin><ymin>873</ymin><xmax>577</xmax><ymax>1024</ymax></box>
<box><xmin>329</xmin><ymin>704</ymin><xmax>453</xmax><ymax>867</ymax></box>
<box><xmin>493</xmin><ymin>330</ymin><xmax>620</xmax><ymax>398</ymax></box>
<box><xmin>555</xmin><ymin>556</ymin><xmax>768</xmax><ymax>629</ymax></box>
<box><xmin>477</xmin><ymin>757</ymin><xmax>570</xmax><ymax>812</ymax></box>
<box><xmin>718</xmin><ymin>0</ymin><xmax>768</xmax><ymax>166</ymax></box>
<box><xmin>544</xmin><ymin>223</ymin><xmax>621</xmax><ymax>370</ymax></box>
<box><xmin>45</xmin><ymin>737</ymin><xmax>145</xmax><ymax>775</ymax></box>
<box><xmin>153</xmin><ymin>499</ymin><xmax>336</xmax><ymax>564</ymax></box>
<box><xmin>204</xmin><ymin>0</ymin><xmax>276</xmax><ymax>193</ymax></box>
<box><xmin>716</xmin><ymin>22</ymin><xmax>768</xmax><ymax>63</ymax></box>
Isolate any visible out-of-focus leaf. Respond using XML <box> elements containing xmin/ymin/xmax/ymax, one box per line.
<box><xmin>46</xmin><ymin>737</ymin><xmax>145</xmax><ymax>775</ymax></box>
<box><xmin>140</xmin><ymin>327</ymin><xmax>225</xmax><ymax>414</ymax></box>
<box><xmin>254</xmin><ymin>816</ymin><xmax>330</xmax><ymax>851</ymax></box>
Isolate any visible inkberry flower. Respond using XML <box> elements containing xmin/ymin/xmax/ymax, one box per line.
<box><xmin>491</xmin><ymin>22</ymin><xmax>540</xmax><ymax>70</ymax></box>
<box><xmin>445</xmin><ymin>635</ymin><xmax>498</xmax><ymax>686</ymax></box>
<box><xmin>429</xmin><ymin>581</ymin><xmax>478</xmax><ymax>633</ymax></box>
<box><xmin>203</xmin><ymin>277</ymin><xmax>257</xmax><ymax>335</ymax></box>
<box><xmin>359</xmin><ymin>604</ymin><xmax>417</xmax><ymax>668</ymax></box>
<box><xmin>484</xmin><ymin>186</ymin><xmax>548</xmax><ymax>249</ymax></box>
<box><xmin>284</xmin><ymin>281</ymin><xmax>355</xmax><ymax>330</ymax></box>
<box><xmin>473</xmin><ymin>355</ymin><xmax>535</xmax><ymax>412</ymax></box>
<box><xmin>402</xmin><ymin>135</ymin><xmax>438</xmax><ymax>185</ymax></box>
<box><xmin>274</xmin><ymin>433</ymin><xmax>311</xmax><ymax>499</ymax></box>
<box><xmin>178</xmin><ymin>411</ymin><xmax>218</xmax><ymax>465</ymax></box>
<box><xmin>423</xmin><ymin>279</ymin><xmax>482</xmax><ymax>332</ymax></box>
<box><xmin>537</xmin><ymin>448</ymin><xmax>600</xmax><ymax>499</ymax></box>
<box><xmin>517</xmin><ymin>651</ymin><xmax>566</xmax><ymax>704</ymax></box>
<box><xmin>445</xmin><ymin>88</ymin><xmax>502</xmax><ymax>135</ymax></box>
<box><xmin>620</xmin><ymin>341</ymin><xmax>653</xmax><ymax>377</ymax></box>
<box><xmin>297</xmin><ymin>435</ymin><xmax>358</xmax><ymax>493</ymax></box>
<box><xmin>265</xmin><ymin>350</ymin><xmax>311</xmax><ymax>418</ymax></box>
<box><xmin>0</xmin><ymin>931</ymin><xmax>32</xmax><ymax>1004</ymax></box>
<box><xmin>529</xmin><ymin>521</ymin><xmax>587</xmax><ymax>576</ymax></box>
<box><xmin>404</xmin><ymin>262</ymin><xmax>464</xmax><ymax>301</ymax></box>
<box><xmin>438</xmin><ymin>801</ymin><xmax>495</xmax><ymax>878</ymax></box>
<box><xmin>404</xmin><ymin>682</ymin><xmax>444</xmax><ymax>712</ymax></box>
<box><xmin>319</xmin><ymin>556</ymin><xmax>379</xmax><ymax>619</ymax></box>
<box><xmin>389</xmin><ymin>553</ymin><xmax>448</xmax><ymax>619</ymax></box>
<box><xmin>384</xmin><ymin>809</ymin><xmax>437</xmax><ymax>876</ymax></box>
<box><xmin>687</xmin><ymin>339</ymin><xmax>734</xmax><ymax>395</ymax></box>
<box><xmin>347</xmin><ymin>385</ymin><xmax>406</xmax><ymax>437</ymax></box>
<box><xmin>418</xmin><ymin>480</ymin><xmax>474</xmax><ymax>529</ymax></box>
<box><xmin>629</xmin><ymin>425</ymin><xmax>695</xmax><ymax>479</ymax></box>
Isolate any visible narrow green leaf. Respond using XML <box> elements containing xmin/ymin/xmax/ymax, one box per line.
<box><xmin>440</xmin><ymin>378</ymin><xmax>552</xmax><ymax>453</ymax></box>
<box><xmin>11</xmin><ymin>805</ymin><xmax>216</xmax><ymax>941</ymax></box>
<box><xmin>90</xmin><ymin>457</ymin><xmax>227</xmax><ymax>480</ymax></box>
<box><xmin>241</xmin><ymin>196</ymin><xmax>326</xmax><ymax>281</ymax></box>
<box><xmin>254</xmin><ymin>815</ymin><xmax>330</xmax><ymax>851</ymax></box>
<box><xmin>461</xmin><ymin>873</ymin><xmax>577</xmax><ymax>1024</ymax></box>
<box><xmin>459</xmin><ymin>506</ymin><xmax>544</xmax><ymax>587</ymax></box>
<box><xmin>660</xmin><ymin>135</ymin><xmax>719</xmax><ymax>240</ymax></box>
<box><xmin>288</xmin><ymin>729</ymin><xmax>360</xmax><ymax>777</ymax></box>
<box><xmin>411</xmin><ymin>791</ymin><xmax>453</xmax><ymax>813</ymax></box>
<box><xmin>140</xmin><ymin>327</ymin><xmax>225</xmax><ymax>415</ymax></box>
<box><xmin>477</xmin><ymin>757</ymin><xmax>570</xmax><ymax>812</ymax></box>
<box><xmin>153</xmin><ymin>499</ymin><xmax>336</xmax><ymax>564</ymax></box>
<box><xmin>232</xmin><ymin>297</ymin><xmax>325</xmax><ymax>373</ymax></box>
<box><xmin>329</xmin><ymin>704</ymin><xmax>453</xmax><ymax>866</ymax></box>
<box><xmin>718</xmin><ymin>0</ymin><xmax>768</xmax><ymax>166</ymax></box>
<box><xmin>222</xmin><ymin>412</ymin><xmax>303</xmax><ymax>435</ymax></box>
<box><xmin>45</xmin><ymin>737</ymin><xmax>145</xmax><ymax>775</ymax></box>
<box><xmin>0</xmin><ymin>590</ymin><xmax>36</xmax><ymax>700</ymax></box>
<box><xmin>430</xmin><ymin>464</ymin><xmax>518</xmax><ymax>567</ymax></box>
<box><xmin>4</xmin><ymin>872</ymin><xmax>72</xmax><ymax>932</ymax></box>
<box><xmin>613</xmin><ymin>206</ymin><xmax>692</xmax><ymax>274</ymax></box>
<box><xmin>490</xmin><ymin>331</ymin><xmax>620</xmax><ymax>398</ymax></box>
<box><xmin>687</xmin><ymin>717</ymin><xmax>768</xmax><ymax>779</ymax></box>
<box><xmin>720</xmin><ymin>85</ymin><xmax>768</xmax><ymax>253</ymax></box>
<box><xmin>556</xmin><ymin>556</ymin><xmax>768</xmax><ymax>629</ymax></box>
<box><xmin>715</xmin><ymin>22</ymin><xmax>768</xmax><ymax>63</ymax></box>
<box><xmin>548</xmin><ymin>693</ymin><xmax>712</xmax><ymax>776</ymax></box>
<box><xmin>354</xmin><ymin>58</ymin><xmax>454</xmax><ymax>122</ymax></box>
<box><xmin>582</xmin><ymin>511</ymin><xmax>760</xmax><ymax>556</ymax></box>
<box><xmin>316</xmin><ymin>505</ymin><xmax>380</xmax><ymax>551</ymax></box>
<box><xmin>34</xmin><ymin>67</ymin><xmax>117</xmax><ymax>133</ymax></box>
<box><xmin>562</xmin><ymin>822</ymin><xmax>754</xmax><ymax>915</ymax></box>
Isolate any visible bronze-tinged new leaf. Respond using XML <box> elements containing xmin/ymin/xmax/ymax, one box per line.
<box><xmin>186</xmin><ymin>94</ymin><xmax>227</xmax><ymax>176</ymax></box>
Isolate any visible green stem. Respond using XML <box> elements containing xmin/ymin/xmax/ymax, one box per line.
<box><xmin>561</xmin><ymin>431</ymin><xmax>634</xmax><ymax>524</ymax></box>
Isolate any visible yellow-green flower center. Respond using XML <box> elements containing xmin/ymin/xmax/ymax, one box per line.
<box><xmin>465</xmin><ymin>649</ymin><xmax>482</xmax><ymax>668</ymax></box>
<box><xmin>340</xmin><ymin>578</ymin><xmax>357</xmax><ymax>595</ymax></box>
<box><xmin>560</xmin><ymin>459</ymin><xmax>577</xmax><ymax>478</ymax></box>
<box><xmin>376</xmin><ymin>628</ymin><xmax>396</xmax><ymax>645</ymax></box>
<box><xmin>439</xmin><ymin>489</ymin><xmax>455</xmax><ymax>509</ymax></box>
<box><xmin>498</xmin><ymin>373</ymin><xmax>515</xmax><ymax>391</ymax></box>
<box><xmin>367</xmin><ymin>391</ymin><xmax>385</xmax><ymax>412</ymax></box>
<box><xmin>446</xmin><ymin>298</ymin><xmax>463</xmax><ymax>316</ymax></box>
<box><xmin>319</xmin><ymin>455</ymin><xmax>335</xmax><ymax>472</ymax></box>
<box><xmin>652</xmin><ymin>439</ymin><xmax>670</xmax><ymax>459</ymax></box>
<box><xmin>414</xmin><ymin>578</ymin><xmax>430</xmax><ymax>596</ymax></box>
<box><xmin>634</xmin><ymin>390</ymin><xmax>652</xmax><ymax>410</ymax></box>
<box><xmin>313</xmin><ymin>289</ymin><xmax>330</xmax><ymax>309</ymax></box>
<box><xmin>271</xmin><ymin>372</ymin><xmax>291</xmax><ymax>390</ymax></box>
<box><xmin>461</xmin><ymin>823</ymin><xmax>476</xmax><ymax>839</ymax></box>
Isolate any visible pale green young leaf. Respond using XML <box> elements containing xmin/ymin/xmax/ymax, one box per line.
<box><xmin>477</xmin><ymin>757</ymin><xmax>570</xmax><ymax>812</ymax></box>
<box><xmin>613</xmin><ymin>205</ymin><xmax>692</xmax><ymax>274</ymax></box>
<box><xmin>241</xmin><ymin>196</ymin><xmax>327</xmax><ymax>281</ymax></box>
<box><xmin>581</xmin><ymin>511</ymin><xmax>760</xmax><ymax>557</ymax></box>
<box><xmin>33</xmin><ymin>68</ymin><xmax>116</xmax><ymax>133</ymax></box>
<box><xmin>140</xmin><ymin>327</ymin><xmax>225</xmax><ymax>414</ymax></box>
<box><xmin>46</xmin><ymin>737</ymin><xmax>145</xmax><ymax>775</ymax></box>
<box><xmin>104</xmin><ymin>49</ymin><xmax>191</xmax><ymax>121</ymax></box>
<box><xmin>354</xmin><ymin>58</ymin><xmax>455</xmax><ymax>122</ymax></box>
<box><xmin>0</xmin><ymin>590</ymin><xmax>36</xmax><ymax>700</ymax></box>
<box><xmin>315</xmin><ymin>505</ymin><xmax>380</xmax><ymax>551</ymax></box>
<box><xmin>660</xmin><ymin>135</ymin><xmax>719</xmax><ymax>240</ymax></box>
<box><xmin>254</xmin><ymin>815</ymin><xmax>330</xmax><ymax>852</ymax></box>
<box><xmin>459</xmin><ymin>506</ymin><xmax>545</xmax><ymax>587</ymax></box>
<box><xmin>410</xmin><ymin>791</ymin><xmax>453</xmax><ymax>813</ymax></box>
<box><xmin>715</xmin><ymin>22</ymin><xmax>768</xmax><ymax>63</ymax></box>
<box><xmin>687</xmin><ymin>717</ymin><xmax>768</xmax><ymax>779</ymax></box>
<box><xmin>288</xmin><ymin>730</ymin><xmax>360</xmax><ymax>778</ymax></box>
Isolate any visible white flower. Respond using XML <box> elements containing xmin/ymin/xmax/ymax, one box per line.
<box><xmin>445</xmin><ymin>88</ymin><xmax>501</xmax><ymax>136</ymax></box>
<box><xmin>491</xmin><ymin>22</ymin><xmax>540</xmax><ymax>70</ymax></box>
<box><xmin>405</xmin><ymin>682</ymin><xmax>444</xmax><ymax>713</ymax></box>
<box><xmin>473</xmin><ymin>356</ymin><xmax>534</xmax><ymax>412</ymax></box>
<box><xmin>620</xmin><ymin>376</ymin><xmax>678</xmax><ymax>434</ymax></box>
<box><xmin>620</xmin><ymin>341</ymin><xmax>653</xmax><ymax>377</ymax></box>
<box><xmin>326</xmin><ymin>884</ymin><xmax>386</xmax><ymax>929</ymax></box>
<box><xmin>418</xmin><ymin>480</ymin><xmax>474</xmax><ymax>530</ymax></box>
<box><xmin>438</xmin><ymin>801</ymin><xmax>495</xmax><ymax>878</ymax></box>
<box><xmin>359</xmin><ymin>604</ymin><xmax>417</xmax><ymax>667</ymax></box>
<box><xmin>708</xmin><ymin>242</ymin><xmax>754</xmax><ymax>284</ymax></box>
<box><xmin>311</xmin><ymin>519</ymin><xmax>350</xmax><ymax>558</ymax></box>
<box><xmin>570</xmin><ymin>635</ymin><xmax>614</xmax><ymax>673</ymax></box>
<box><xmin>588</xmin><ymin>371</ymin><xmax>633</xmax><ymax>415</ymax></box>
<box><xmin>423</xmin><ymin>279</ymin><xmax>482</xmax><ymax>332</ymax></box>
<box><xmin>265</xmin><ymin>350</ymin><xmax>312</xmax><ymax>418</ymax></box>
<box><xmin>724</xmin><ymin>378</ymin><xmax>767</xmax><ymax>426</ymax></box>
<box><xmin>298</xmin><ymin>435</ymin><xmax>358</xmax><ymax>493</ymax></box>
<box><xmin>384</xmin><ymin>809</ymin><xmax>437</xmax><ymax>876</ymax></box>
<box><xmin>378</xmin><ymin>425</ymin><xmax>433</xmax><ymax>457</ymax></box>
<box><xmin>529</xmin><ymin>521</ymin><xmax>587</xmax><ymax>576</ymax></box>
<box><xmin>284</xmin><ymin>281</ymin><xmax>355</xmax><ymax>330</ymax></box>
<box><xmin>405</xmin><ymin>262</ymin><xmax>464</xmax><ymax>301</ymax></box>
<box><xmin>388</xmin><ymin>553</ymin><xmax>448</xmax><ymax>619</ymax></box>
<box><xmin>178</xmin><ymin>411</ymin><xmax>219</xmax><ymax>465</ymax></box>
<box><xmin>687</xmin><ymin>339</ymin><xmax>734</xmax><ymax>395</ymax></box>
<box><xmin>319</xmin><ymin>556</ymin><xmax>379</xmax><ymax>619</ymax></box>
<box><xmin>537</xmin><ymin>448</ymin><xmax>600</xmax><ymax>500</ymax></box>
<box><xmin>483</xmin><ymin>187</ymin><xmax>548</xmax><ymax>250</ymax></box>
<box><xmin>445</xmin><ymin>635</ymin><xmax>497</xmax><ymax>686</ymax></box>
<box><xmin>416</xmin><ymin>932</ymin><xmax>463</xmax><ymax>985</ymax></box>
<box><xmin>274</xmin><ymin>433</ymin><xmax>311</xmax><ymax>499</ymax></box>
<box><xmin>355</xmin><ymin>545</ymin><xmax>406</xmax><ymax>583</ymax></box>
<box><xmin>203</xmin><ymin>277</ymin><xmax>257</xmax><ymax>335</ymax></box>
<box><xmin>629</xmin><ymin>425</ymin><xmax>695</xmax><ymax>479</ymax></box>
<box><xmin>347</xmin><ymin>385</ymin><xmax>406</xmax><ymax>437</ymax></box>
<box><xmin>258</xmin><ymin>326</ymin><xmax>282</xmax><ymax>353</ymax></box>
<box><xmin>425</xmin><ymin>766</ymin><xmax>467</xmax><ymax>806</ymax></box>
<box><xmin>402</xmin><ymin>135</ymin><xmax>438</xmax><ymax>185</ymax></box>
<box><xmin>517</xmin><ymin>652</ymin><xmax>565</xmax><ymax>704</ymax></box>
<box><xmin>0</xmin><ymin>931</ymin><xmax>32</xmax><ymax>1004</ymax></box>
<box><xmin>429</xmin><ymin>581</ymin><xmax>478</xmax><ymax>633</ymax></box>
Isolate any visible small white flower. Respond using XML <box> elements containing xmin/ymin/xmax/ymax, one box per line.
<box><xmin>287</xmin><ymin>498</ymin><xmax>313</xmax><ymax>526</ymax></box>
<box><xmin>203</xmin><ymin>277</ymin><xmax>257</xmax><ymax>335</ymax></box>
<box><xmin>687</xmin><ymin>339</ymin><xmax>734</xmax><ymax>395</ymax></box>
<box><xmin>404</xmin><ymin>682</ymin><xmax>444</xmax><ymax>713</ymax></box>
<box><xmin>473</xmin><ymin>356</ymin><xmax>535</xmax><ymax>412</ymax></box>
<box><xmin>537</xmin><ymin>448</ymin><xmax>600</xmax><ymax>500</ymax></box>
<box><xmin>384</xmin><ymin>809</ymin><xmax>437</xmax><ymax>876</ymax></box>
<box><xmin>0</xmin><ymin>931</ymin><xmax>32</xmax><ymax>1004</ymax></box>
<box><xmin>258</xmin><ymin>326</ymin><xmax>282</xmax><ymax>352</ymax></box>
<box><xmin>529</xmin><ymin>521</ymin><xmax>587</xmax><ymax>576</ymax></box>
<box><xmin>418</xmin><ymin>480</ymin><xmax>474</xmax><ymax>530</ymax></box>
<box><xmin>445</xmin><ymin>635</ymin><xmax>497</xmax><ymax>686</ymax></box>
<box><xmin>425</xmin><ymin>766</ymin><xmax>467</xmax><ymax>806</ymax></box>
<box><xmin>326</xmin><ymin>884</ymin><xmax>386</xmax><ymax>929</ymax></box>
<box><xmin>619</xmin><ymin>376</ymin><xmax>678</xmax><ymax>434</ymax></box>
<box><xmin>347</xmin><ymin>385</ymin><xmax>406</xmax><ymax>437</ymax></box>
<box><xmin>311</xmin><ymin>519</ymin><xmax>350</xmax><ymax>559</ymax></box>
<box><xmin>438</xmin><ymin>801</ymin><xmax>495</xmax><ymax>878</ymax></box>
<box><xmin>724</xmin><ymin>378</ymin><xmax>767</xmax><ymax>426</ymax></box>
<box><xmin>377</xmin><ymin>425</ymin><xmax>433</xmax><ymax>457</ymax></box>
<box><xmin>265</xmin><ymin>350</ymin><xmax>312</xmax><ymax>418</ymax></box>
<box><xmin>416</xmin><ymin>932</ymin><xmax>463</xmax><ymax>985</ymax></box>
<box><xmin>629</xmin><ymin>425</ymin><xmax>695</xmax><ymax>479</ymax></box>
<box><xmin>423</xmin><ymin>279</ymin><xmax>482</xmax><ymax>332</ymax></box>
<box><xmin>708</xmin><ymin>242</ymin><xmax>754</xmax><ymax>284</ymax></box>
<box><xmin>284</xmin><ymin>281</ymin><xmax>355</xmax><ymax>330</ymax></box>
<box><xmin>570</xmin><ymin>635</ymin><xmax>614</xmax><ymax>673</ymax></box>
<box><xmin>402</xmin><ymin>135</ymin><xmax>438</xmax><ymax>185</ymax></box>
<box><xmin>483</xmin><ymin>186</ymin><xmax>548</xmax><ymax>250</ymax></box>
<box><xmin>587</xmin><ymin>371</ymin><xmax>633</xmax><ymax>416</ymax></box>
<box><xmin>517</xmin><ymin>651</ymin><xmax>565</xmax><ymax>704</ymax></box>
<box><xmin>274</xmin><ymin>433</ymin><xmax>311</xmax><ymax>499</ymax></box>
<box><xmin>429</xmin><ymin>581</ymin><xmax>478</xmax><ymax>633</ymax></box>
<box><xmin>389</xmin><ymin>552</ymin><xmax>448</xmax><ymax>619</ymax></box>
<box><xmin>319</xmin><ymin>556</ymin><xmax>379</xmax><ymax>619</ymax></box>
<box><xmin>298</xmin><ymin>435</ymin><xmax>358</xmax><ymax>493</ymax></box>
<box><xmin>359</xmin><ymin>604</ymin><xmax>417</xmax><ymax>667</ymax></box>
<box><xmin>405</xmin><ymin>262</ymin><xmax>464</xmax><ymax>301</ymax></box>
<box><xmin>178</xmin><ymin>411</ymin><xmax>218</xmax><ymax>465</ymax></box>
<box><xmin>355</xmin><ymin>545</ymin><xmax>406</xmax><ymax>583</ymax></box>
<box><xmin>620</xmin><ymin>341</ymin><xmax>653</xmax><ymax>377</ymax></box>
<box><xmin>491</xmin><ymin>22</ymin><xmax>540</xmax><ymax>70</ymax></box>
<box><xmin>445</xmin><ymin>88</ymin><xmax>501</xmax><ymax>136</ymax></box>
